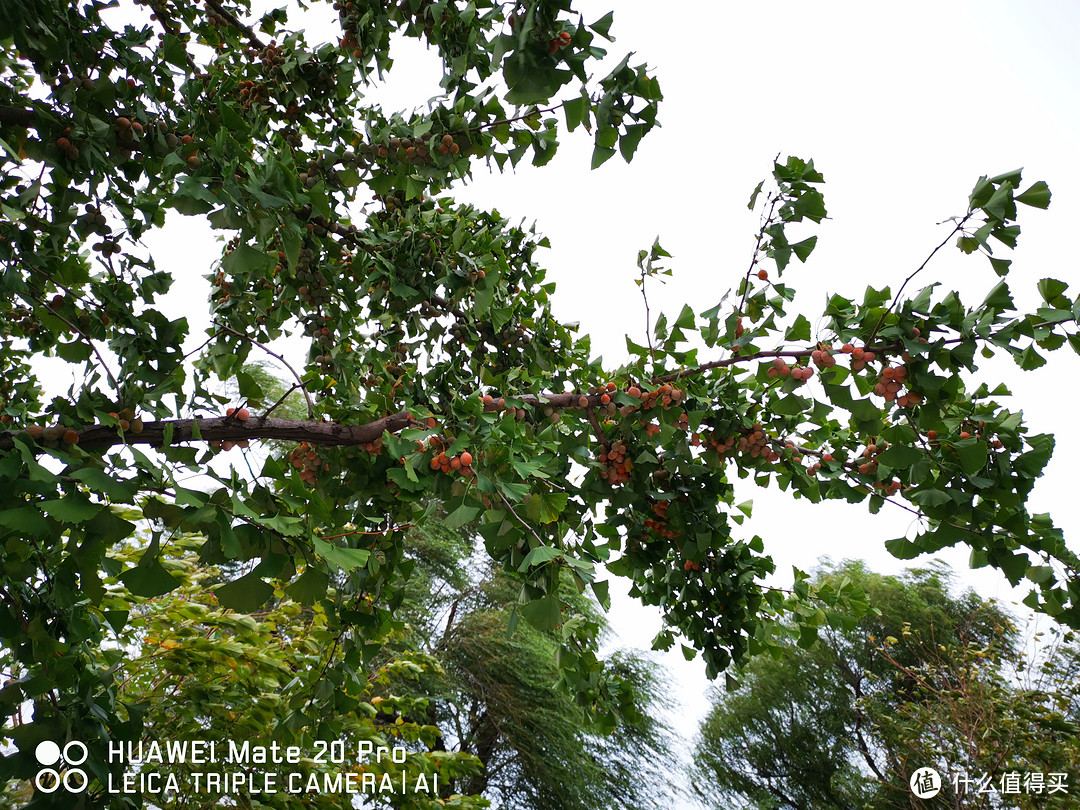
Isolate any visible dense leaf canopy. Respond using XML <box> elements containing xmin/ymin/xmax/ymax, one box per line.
<box><xmin>1</xmin><ymin>0</ymin><xmax>1079</xmax><ymax>805</ymax></box>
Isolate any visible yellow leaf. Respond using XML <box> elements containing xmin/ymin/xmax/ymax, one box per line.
<box><xmin>160</xmin><ymin>639</ymin><xmax>181</xmax><ymax>650</ymax></box>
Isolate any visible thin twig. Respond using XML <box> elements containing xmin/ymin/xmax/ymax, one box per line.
<box><xmin>866</xmin><ymin>213</ymin><xmax>973</xmax><ymax>345</ymax></box>
<box><xmin>497</xmin><ymin>489</ymin><xmax>545</xmax><ymax>547</ymax></box>
<box><xmin>214</xmin><ymin>323</ymin><xmax>315</xmax><ymax>418</ymax></box>
<box><xmin>639</xmin><ymin>261</ymin><xmax>655</xmax><ymax>365</ymax></box>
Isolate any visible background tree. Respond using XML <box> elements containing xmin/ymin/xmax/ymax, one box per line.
<box><xmin>1</xmin><ymin>0</ymin><xmax>1080</xmax><ymax>804</ymax></box>
<box><xmin>381</xmin><ymin>518</ymin><xmax>679</xmax><ymax>810</ymax></box>
<box><xmin>692</xmin><ymin>560</ymin><xmax>1080</xmax><ymax>809</ymax></box>
<box><xmin>0</xmin><ymin>523</ymin><xmax>489</xmax><ymax>809</ymax></box>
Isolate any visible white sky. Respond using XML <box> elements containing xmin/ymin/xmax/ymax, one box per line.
<box><xmin>123</xmin><ymin>2</ymin><xmax>1080</xmax><ymax>806</ymax></box>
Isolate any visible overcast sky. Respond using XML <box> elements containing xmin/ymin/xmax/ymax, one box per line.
<box><xmin>133</xmin><ymin>3</ymin><xmax>1080</xmax><ymax>805</ymax></box>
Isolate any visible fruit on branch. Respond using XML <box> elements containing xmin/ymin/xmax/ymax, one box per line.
<box><xmin>598</xmin><ymin>439</ymin><xmax>632</xmax><ymax>484</ymax></box>
<box><xmin>289</xmin><ymin>442</ymin><xmax>326</xmax><ymax>485</ymax></box>
<box><xmin>810</xmin><ymin>347</ymin><xmax>836</xmax><ymax>369</ymax></box>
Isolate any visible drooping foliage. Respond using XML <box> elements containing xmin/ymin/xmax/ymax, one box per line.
<box><xmin>382</xmin><ymin>518</ymin><xmax>679</xmax><ymax>810</ymax></box>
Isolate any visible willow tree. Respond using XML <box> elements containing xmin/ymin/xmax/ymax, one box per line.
<box><xmin>1</xmin><ymin>0</ymin><xmax>1078</xmax><ymax>802</ymax></box>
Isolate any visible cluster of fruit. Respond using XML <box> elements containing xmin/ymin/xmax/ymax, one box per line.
<box><xmin>624</xmin><ymin>382</ymin><xmax>685</xmax><ymax>411</ymax></box>
<box><xmin>105</xmin><ymin>408</ymin><xmax>143</xmax><ymax>433</ymax></box>
<box><xmin>873</xmin><ymin>364</ymin><xmax>913</xmax><ymax>403</ymax></box>
<box><xmin>598</xmin><ymin>439</ymin><xmax>631</xmax><ymax>484</ymax></box>
<box><xmin>423</xmin><ymin>435</ymin><xmax>475</xmax><ymax>477</ymax></box>
<box><xmin>202</xmin><ymin>0</ymin><xmax>230</xmax><ymax>28</ymax></box>
<box><xmin>234</xmin><ymin>78</ymin><xmax>270</xmax><ymax>112</ymax></box>
<box><xmin>107</xmin><ymin>114</ymin><xmax>201</xmax><ymax>168</ymax></box>
<box><xmin>292</xmin><ymin>245</ymin><xmax>332</xmax><ymax>307</ymax></box>
<box><xmin>806</xmin><ymin>451</ymin><xmax>835</xmax><ymax>475</ymax></box>
<box><xmin>736</xmin><ymin>426</ymin><xmax>781</xmax><ymax>462</ymax></box>
<box><xmin>289</xmin><ymin>441</ymin><xmax>328</xmax><ymax>485</ymax></box>
<box><xmin>8</xmin><ymin>304</ymin><xmax>41</xmax><ymax>336</ymax></box>
<box><xmin>856</xmin><ymin>439</ymin><xmax>888</xmax><ymax>475</ymax></box>
<box><xmin>765</xmin><ymin>357</ymin><xmax>814</xmax><ymax>382</ymax></box>
<box><xmin>941</xmin><ymin>421</ymin><xmax>1004</xmax><ymax>449</ymax></box>
<box><xmin>479</xmin><ymin>395</ymin><xmax>528</xmax><ymax>421</ymax></box>
<box><xmin>74</xmin><ymin>205</ymin><xmax>123</xmax><ymax>256</ymax></box>
<box><xmin>701</xmin><ymin>424</ymin><xmax>781</xmax><ymax>463</ymax></box>
<box><xmin>340</xmin><ymin>132</ymin><xmax>464</xmax><ymax>171</ymax></box>
<box><xmin>541</xmin><ymin>405</ymin><xmax>564</xmax><ymax>423</ymax></box>
<box><xmin>51</xmin><ymin>66</ymin><xmax>97</xmax><ymax>92</ymax></box>
<box><xmin>644</xmin><ymin>500</ymin><xmax>679</xmax><ymax>540</ymax></box>
<box><xmin>25</xmin><ymin>425</ymin><xmax>80</xmax><ymax>448</ymax></box>
<box><xmin>55</xmin><ymin>133</ymin><xmax>80</xmax><ymax>161</ymax></box>
<box><xmin>840</xmin><ymin>343</ymin><xmax>877</xmax><ymax>373</ymax></box>
<box><xmin>873</xmin><ymin>478</ymin><xmax>903</xmax><ymax>496</ymax></box>
<box><xmin>810</xmin><ymin>346</ymin><xmax>837</xmax><ymax>369</ymax></box>
<box><xmin>302</xmin><ymin>315</ymin><xmax>336</xmax><ymax>350</ymax></box>
<box><xmin>547</xmin><ymin>31</ymin><xmax>573</xmax><ymax>53</ymax></box>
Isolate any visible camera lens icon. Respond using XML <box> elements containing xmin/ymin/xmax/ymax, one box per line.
<box><xmin>34</xmin><ymin>740</ymin><xmax>88</xmax><ymax>794</ymax></box>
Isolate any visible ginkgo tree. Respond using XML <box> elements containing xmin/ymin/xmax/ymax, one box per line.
<box><xmin>1</xmin><ymin>0</ymin><xmax>1078</xmax><ymax>801</ymax></box>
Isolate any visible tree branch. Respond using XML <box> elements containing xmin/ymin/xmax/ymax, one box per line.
<box><xmin>0</xmin><ymin>413</ymin><xmax>414</xmax><ymax>453</ymax></box>
<box><xmin>204</xmin><ymin>0</ymin><xmax>266</xmax><ymax>49</ymax></box>
<box><xmin>0</xmin><ymin>106</ymin><xmax>35</xmax><ymax>128</ymax></box>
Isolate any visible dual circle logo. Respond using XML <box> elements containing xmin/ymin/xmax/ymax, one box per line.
<box><xmin>34</xmin><ymin>740</ymin><xmax>88</xmax><ymax>794</ymax></box>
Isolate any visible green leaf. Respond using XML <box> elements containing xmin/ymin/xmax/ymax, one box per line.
<box><xmin>981</xmin><ymin>280</ymin><xmax>1014</xmax><ymax>312</ymax></box>
<box><xmin>884</xmin><ymin>536</ymin><xmax>922</xmax><ymax>560</ymax></box>
<box><xmin>791</xmin><ymin>236</ymin><xmax>817</xmax><ymax>263</ymax></box>
<box><xmin>619</xmin><ymin>125</ymin><xmax>645</xmax><ymax>162</ymax></box>
<box><xmin>519</xmin><ymin>546</ymin><xmax>561</xmax><ymax>570</ymax></box>
<box><xmin>563</xmin><ymin>96</ymin><xmax>587</xmax><ymax>132</ymax></box>
<box><xmin>909</xmin><ymin>487</ymin><xmax>951</xmax><ymax>508</ymax></box>
<box><xmin>223</xmin><ymin>244</ymin><xmax>274</xmax><ymax>275</ymax></box>
<box><xmin>1037</xmin><ymin>277</ymin><xmax>1069</xmax><ymax>304</ymax></box>
<box><xmin>520</xmin><ymin>595</ymin><xmax>561</xmax><ymax>632</ymax></box>
<box><xmin>121</xmin><ymin>562</ymin><xmax>181</xmax><ymax>598</ymax></box>
<box><xmin>162</xmin><ymin>33</ymin><xmax>188</xmax><ymax>67</ymax></box>
<box><xmin>877</xmin><ymin>444</ymin><xmax>922</xmax><ymax>469</ymax></box>
<box><xmin>1016</xmin><ymin>180</ymin><xmax>1051</xmax><ymax>209</ymax></box>
<box><xmin>524</xmin><ymin>492</ymin><xmax>567</xmax><ymax>524</ymax></box>
<box><xmin>589</xmin><ymin>11</ymin><xmax>614</xmax><ymax>39</ymax></box>
<box><xmin>956</xmin><ymin>441</ymin><xmax>988</xmax><ymax>476</ymax></box>
<box><xmin>286</xmin><ymin>567</ymin><xmax>329</xmax><ymax>604</ymax></box>
<box><xmin>69</xmin><ymin>468</ymin><xmax>137</xmax><ymax>502</ymax></box>
<box><xmin>213</xmin><ymin>571</ymin><xmax>274</xmax><ymax>612</ymax></box>
<box><xmin>313</xmin><ymin>538</ymin><xmax>371</xmax><ymax>572</ymax></box>
<box><xmin>444</xmin><ymin>502</ymin><xmax>481</xmax><ymax>529</ymax></box>
<box><xmin>1017</xmin><ymin>345</ymin><xmax>1046</xmax><ymax>370</ymax></box>
<box><xmin>591</xmin><ymin>580</ymin><xmax>611</xmax><ymax>611</ymax></box>
<box><xmin>771</xmin><ymin>395</ymin><xmax>810</xmax><ymax>416</ymax></box>
<box><xmin>785</xmin><ymin>314</ymin><xmax>811</xmax><ymax>342</ymax></box>
<box><xmin>591</xmin><ymin>144</ymin><xmax>617</xmax><ymax>169</ymax></box>
<box><xmin>956</xmin><ymin>236</ymin><xmax>979</xmax><ymax>254</ymax></box>
<box><xmin>747</xmin><ymin>180</ymin><xmax>765</xmax><ymax>211</ymax></box>
<box><xmin>39</xmin><ymin>497</ymin><xmax>102</xmax><ymax>524</ymax></box>
<box><xmin>0</xmin><ymin>508</ymin><xmax>51</xmax><ymax>538</ymax></box>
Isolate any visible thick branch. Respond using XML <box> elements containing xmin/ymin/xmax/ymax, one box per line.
<box><xmin>0</xmin><ymin>413</ymin><xmax>418</xmax><ymax>453</ymax></box>
<box><xmin>205</xmin><ymin>0</ymin><xmax>266</xmax><ymax>49</ymax></box>
<box><xmin>0</xmin><ymin>106</ymin><xmax>35</xmax><ymax>128</ymax></box>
